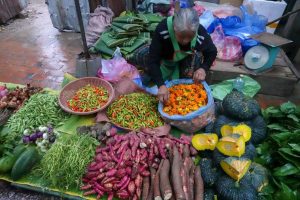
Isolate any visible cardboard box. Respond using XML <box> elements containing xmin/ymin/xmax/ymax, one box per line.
<box><xmin>219</xmin><ymin>0</ymin><xmax>243</xmax><ymax>7</ymax></box>
<box><xmin>243</xmin><ymin>0</ymin><xmax>287</xmax><ymax>33</ymax></box>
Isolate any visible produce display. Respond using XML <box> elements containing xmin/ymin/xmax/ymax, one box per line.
<box><xmin>38</xmin><ymin>134</ymin><xmax>99</xmax><ymax>189</ymax></box>
<box><xmin>81</xmin><ymin>132</ymin><xmax>202</xmax><ymax>200</ymax></box>
<box><xmin>107</xmin><ymin>93</ymin><xmax>164</xmax><ymax>130</ymax></box>
<box><xmin>67</xmin><ymin>84</ymin><xmax>109</xmax><ymax>112</ymax></box>
<box><xmin>163</xmin><ymin>83</ymin><xmax>207</xmax><ymax>116</ymax></box>
<box><xmin>0</xmin><ymin>82</ymin><xmax>298</xmax><ymax>200</ymax></box>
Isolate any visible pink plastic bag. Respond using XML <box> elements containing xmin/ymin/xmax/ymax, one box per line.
<box><xmin>97</xmin><ymin>48</ymin><xmax>140</xmax><ymax>83</ymax></box>
<box><xmin>211</xmin><ymin>25</ymin><xmax>242</xmax><ymax>61</ymax></box>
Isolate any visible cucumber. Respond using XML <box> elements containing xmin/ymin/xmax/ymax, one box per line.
<box><xmin>11</xmin><ymin>147</ymin><xmax>40</xmax><ymax>180</ymax></box>
<box><xmin>0</xmin><ymin>155</ymin><xmax>16</xmax><ymax>173</ymax></box>
<box><xmin>0</xmin><ymin>145</ymin><xmax>26</xmax><ymax>173</ymax></box>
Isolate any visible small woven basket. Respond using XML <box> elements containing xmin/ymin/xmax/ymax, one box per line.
<box><xmin>59</xmin><ymin>77</ymin><xmax>115</xmax><ymax>115</ymax></box>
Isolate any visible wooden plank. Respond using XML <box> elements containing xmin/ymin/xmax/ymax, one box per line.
<box><xmin>208</xmin><ymin>69</ymin><xmax>297</xmax><ymax>97</ymax></box>
<box><xmin>208</xmin><ymin>53</ymin><xmax>298</xmax><ymax>97</ymax></box>
<box><xmin>280</xmin><ymin>50</ymin><xmax>300</xmax><ymax>78</ymax></box>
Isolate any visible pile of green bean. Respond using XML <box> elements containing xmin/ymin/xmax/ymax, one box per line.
<box><xmin>7</xmin><ymin>93</ymin><xmax>69</xmax><ymax>135</ymax></box>
<box><xmin>107</xmin><ymin>92</ymin><xmax>164</xmax><ymax>130</ymax></box>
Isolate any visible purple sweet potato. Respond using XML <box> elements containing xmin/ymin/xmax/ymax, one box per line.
<box><xmin>159</xmin><ymin>159</ymin><xmax>172</xmax><ymax>200</ymax></box>
<box><xmin>147</xmin><ymin>167</ymin><xmax>156</xmax><ymax>200</ymax></box>
<box><xmin>172</xmin><ymin>146</ymin><xmax>185</xmax><ymax>200</ymax></box>
<box><xmin>194</xmin><ymin>167</ymin><xmax>204</xmax><ymax>200</ymax></box>
<box><xmin>154</xmin><ymin>160</ymin><xmax>163</xmax><ymax>200</ymax></box>
<box><xmin>142</xmin><ymin>176</ymin><xmax>150</xmax><ymax>200</ymax></box>
<box><xmin>128</xmin><ymin>180</ymin><xmax>136</xmax><ymax>195</ymax></box>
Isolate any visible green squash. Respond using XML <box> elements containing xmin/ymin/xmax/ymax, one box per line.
<box><xmin>215</xmin><ymin>101</ymin><xmax>224</xmax><ymax>115</ymax></box>
<box><xmin>205</xmin><ymin>122</ymin><xmax>215</xmax><ymax>133</ymax></box>
<box><xmin>204</xmin><ymin>188</ymin><xmax>216</xmax><ymax>200</ymax></box>
<box><xmin>199</xmin><ymin>150</ymin><xmax>214</xmax><ymax>158</ymax></box>
<box><xmin>213</xmin><ymin>115</ymin><xmax>239</xmax><ymax>137</ymax></box>
<box><xmin>242</xmin><ymin>163</ymin><xmax>269</xmax><ymax>192</ymax></box>
<box><xmin>245</xmin><ymin>115</ymin><xmax>267</xmax><ymax>144</ymax></box>
<box><xmin>216</xmin><ymin>175</ymin><xmax>258</xmax><ymax>200</ymax></box>
<box><xmin>199</xmin><ymin>158</ymin><xmax>221</xmax><ymax>187</ymax></box>
<box><xmin>216</xmin><ymin>134</ymin><xmax>246</xmax><ymax>157</ymax></box>
<box><xmin>220</xmin><ymin>157</ymin><xmax>251</xmax><ymax>181</ymax></box>
<box><xmin>213</xmin><ymin>143</ymin><xmax>257</xmax><ymax>166</ymax></box>
<box><xmin>192</xmin><ymin>134</ymin><xmax>219</xmax><ymax>151</ymax></box>
<box><xmin>222</xmin><ymin>90</ymin><xmax>261</xmax><ymax>120</ymax></box>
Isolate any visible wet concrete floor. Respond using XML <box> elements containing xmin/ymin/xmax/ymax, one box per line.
<box><xmin>0</xmin><ymin>0</ymin><xmax>82</xmax><ymax>90</ymax></box>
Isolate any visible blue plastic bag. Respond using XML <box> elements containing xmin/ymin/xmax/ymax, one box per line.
<box><xmin>158</xmin><ymin>79</ymin><xmax>215</xmax><ymax>133</ymax></box>
<box><xmin>222</xmin><ymin>6</ymin><xmax>267</xmax><ymax>41</ymax></box>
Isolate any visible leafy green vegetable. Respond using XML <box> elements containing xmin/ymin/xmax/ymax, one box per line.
<box><xmin>273</xmin><ymin>163</ymin><xmax>299</xmax><ymax>177</ymax></box>
<box><xmin>37</xmin><ymin>134</ymin><xmax>99</xmax><ymax>190</ymax></box>
<box><xmin>257</xmin><ymin>102</ymin><xmax>300</xmax><ymax>198</ymax></box>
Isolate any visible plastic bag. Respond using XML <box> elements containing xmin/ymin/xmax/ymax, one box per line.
<box><xmin>211</xmin><ymin>25</ymin><xmax>243</xmax><ymax>61</ymax></box>
<box><xmin>199</xmin><ymin>10</ymin><xmax>215</xmax><ymax>30</ymax></box>
<box><xmin>210</xmin><ymin>75</ymin><xmax>261</xmax><ymax>100</ymax></box>
<box><xmin>98</xmin><ymin>48</ymin><xmax>140</xmax><ymax>83</ymax></box>
<box><xmin>158</xmin><ymin>79</ymin><xmax>215</xmax><ymax>133</ymax></box>
<box><xmin>222</xmin><ymin>5</ymin><xmax>267</xmax><ymax>40</ymax></box>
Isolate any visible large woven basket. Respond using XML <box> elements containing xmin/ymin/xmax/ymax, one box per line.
<box><xmin>59</xmin><ymin>77</ymin><xmax>115</xmax><ymax>115</ymax></box>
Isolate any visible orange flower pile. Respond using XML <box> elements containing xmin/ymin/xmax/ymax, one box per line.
<box><xmin>163</xmin><ymin>83</ymin><xmax>207</xmax><ymax>116</ymax></box>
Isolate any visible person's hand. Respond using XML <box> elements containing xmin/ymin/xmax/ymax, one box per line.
<box><xmin>193</xmin><ymin>68</ymin><xmax>206</xmax><ymax>83</ymax></box>
<box><xmin>158</xmin><ymin>85</ymin><xmax>169</xmax><ymax>103</ymax></box>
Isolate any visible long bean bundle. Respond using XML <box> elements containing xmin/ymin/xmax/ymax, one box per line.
<box><xmin>107</xmin><ymin>93</ymin><xmax>164</xmax><ymax>130</ymax></box>
<box><xmin>38</xmin><ymin>134</ymin><xmax>99</xmax><ymax>189</ymax></box>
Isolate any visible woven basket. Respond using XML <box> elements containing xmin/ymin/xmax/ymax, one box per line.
<box><xmin>59</xmin><ymin>77</ymin><xmax>115</xmax><ymax>115</ymax></box>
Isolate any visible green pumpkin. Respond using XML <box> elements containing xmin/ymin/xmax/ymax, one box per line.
<box><xmin>222</xmin><ymin>90</ymin><xmax>261</xmax><ymax>121</ymax></box>
<box><xmin>215</xmin><ymin>101</ymin><xmax>224</xmax><ymax>115</ymax></box>
<box><xmin>199</xmin><ymin>150</ymin><xmax>214</xmax><ymax>158</ymax></box>
<box><xmin>204</xmin><ymin>188</ymin><xmax>216</xmax><ymax>200</ymax></box>
<box><xmin>242</xmin><ymin>163</ymin><xmax>269</xmax><ymax>192</ymax></box>
<box><xmin>213</xmin><ymin>115</ymin><xmax>239</xmax><ymax>137</ymax></box>
<box><xmin>245</xmin><ymin>115</ymin><xmax>267</xmax><ymax>144</ymax></box>
<box><xmin>214</xmin><ymin>115</ymin><xmax>266</xmax><ymax>145</ymax></box>
<box><xmin>205</xmin><ymin>122</ymin><xmax>215</xmax><ymax>133</ymax></box>
<box><xmin>199</xmin><ymin>158</ymin><xmax>221</xmax><ymax>187</ymax></box>
<box><xmin>213</xmin><ymin>143</ymin><xmax>257</xmax><ymax>166</ymax></box>
<box><xmin>216</xmin><ymin>175</ymin><xmax>258</xmax><ymax>200</ymax></box>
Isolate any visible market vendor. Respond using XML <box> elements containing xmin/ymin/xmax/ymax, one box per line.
<box><xmin>144</xmin><ymin>8</ymin><xmax>217</xmax><ymax>102</ymax></box>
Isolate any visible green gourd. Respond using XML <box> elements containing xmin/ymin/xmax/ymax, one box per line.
<box><xmin>222</xmin><ymin>90</ymin><xmax>261</xmax><ymax>121</ymax></box>
<box><xmin>243</xmin><ymin>162</ymin><xmax>269</xmax><ymax>192</ymax></box>
<box><xmin>216</xmin><ymin>175</ymin><xmax>258</xmax><ymax>200</ymax></box>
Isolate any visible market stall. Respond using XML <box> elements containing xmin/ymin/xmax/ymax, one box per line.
<box><xmin>1</xmin><ymin>0</ymin><xmax>300</xmax><ymax>200</ymax></box>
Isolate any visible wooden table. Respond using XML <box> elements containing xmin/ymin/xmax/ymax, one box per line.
<box><xmin>207</xmin><ymin>50</ymin><xmax>300</xmax><ymax>97</ymax></box>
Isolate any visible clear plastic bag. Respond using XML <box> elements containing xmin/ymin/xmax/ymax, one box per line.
<box><xmin>211</xmin><ymin>25</ymin><xmax>243</xmax><ymax>61</ymax></box>
<box><xmin>199</xmin><ymin>10</ymin><xmax>215</xmax><ymax>29</ymax></box>
<box><xmin>158</xmin><ymin>79</ymin><xmax>215</xmax><ymax>133</ymax></box>
<box><xmin>97</xmin><ymin>48</ymin><xmax>140</xmax><ymax>83</ymax></box>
